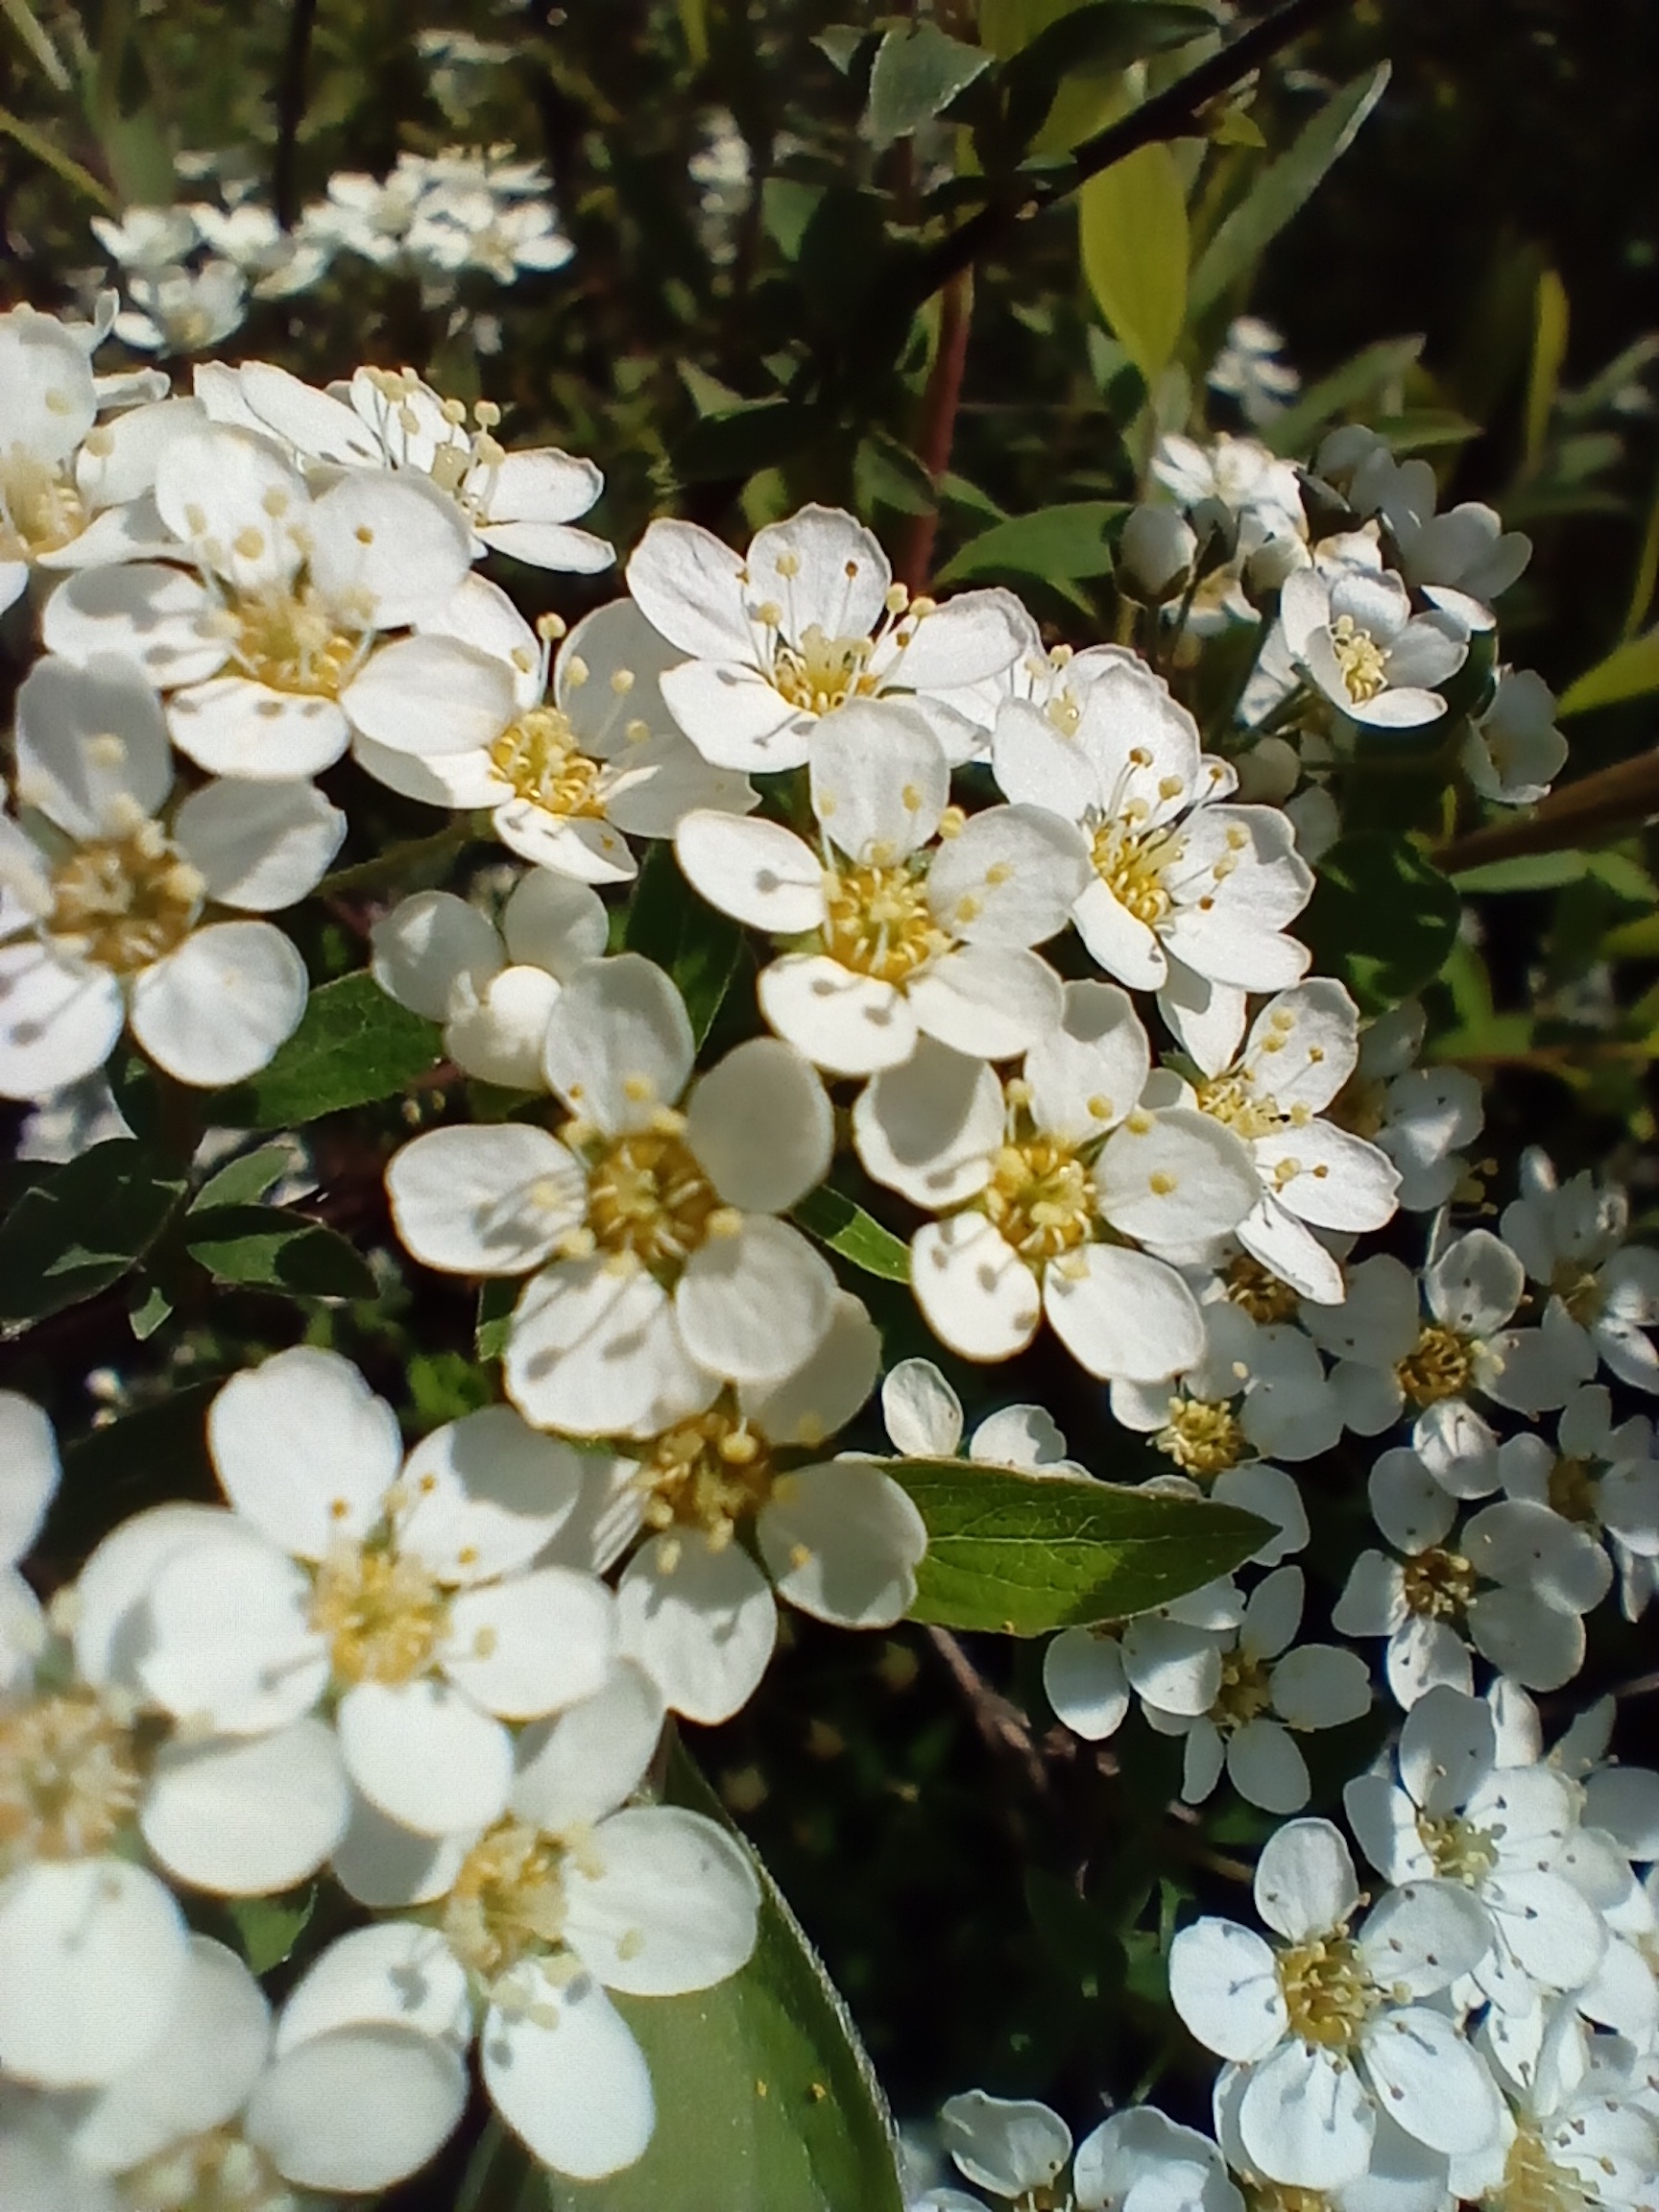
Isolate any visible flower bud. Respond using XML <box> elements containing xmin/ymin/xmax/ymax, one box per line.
<box><xmin>1119</xmin><ymin>504</ymin><xmax>1197</xmax><ymax>601</ymax></box>
<box><xmin>1234</xmin><ymin>734</ymin><xmax>1301</xmax><ymax>804</ymax></box>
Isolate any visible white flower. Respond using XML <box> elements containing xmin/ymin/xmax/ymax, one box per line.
<box><xmin>1071</xmin><ymin>2105</ymin><xmax>1245</xmax><ymax>2212</ymax></box>
<box><xmin>677</xmin><ymin>700</ymin><xmax>1086</xmax><ymax>1075</ymax></box>
<box><xmin>349</xmin><ymin>579</ymin><xmax>754</xmax><ymax>879</ymax></box>
<box><xmin>880</xmin><ymin>1357</ymin><xmax>1087</xmax><ymax>1477</ymax></box>
<box><xmin>1338</xmin><ymin>443</ymin><xmax>1531</xmax><ymax>636</ymax></box>
<box><xmin>938</xmin><ymin>2091</ymin><xmax>1072</xmax><ymax>2202</ymax></box>
<box><xmin>0</xmin><ymin>1930</ymin><xmax>467</xmax><ymax>2198</ymax></box>
<box><xmin>1168</xmin><ymin>1818</ymin><xmax>1502</xmax><ymax>2189</ymax></box>
<box><xmin>854</xmin><ymin>984</ymin><xmax>1260</xmax><ymax>1381</ymax></box>
<box><xmin>1490</xmin><ymin>1386</ymin><xmax>1659</xmax><ymax>1620</ymax></box>
<box><xmin>990</xmin><ymin>657</ymin><xmax>1312</xmax><ymax>1061</ymax></box>
<box><xmin>1145</xmin><ymin>1565</ymin><xmax>1371</xmax><ymax>1814</ymax></box>
<box><xmin>1499</xmin><ymin>1149</ymin><xmax>1659</xmax><ymax>1403</ymax></box>
<box><xmin>387</xmin><ymin>953</ymin><xmax>840</xmax><ymax>1436</ymax></box>
<box><xmin>325</xmin><ymin>1664</ymin><xmax>760</xmax><ymax>2180</ymax></box>
<box><xmin>1167</xmin><ymin>979</ymin><xmax>1401</xmax><ymax>1304</ymax></box>
<box><xmin>372</xmin><ymin>871</ymin><xmax>608</xmax><ymax>1092</ymax></box>
<box><xmin>0</xmin><ymin>1390</ymin><xmax>59</xmax><ymax>1690</ymax></box>
<box><xmin>1358</xmin><ymin>1025</ymin><xmax>1486</xmax><ymax>1216</ymax></box>
<box><xmin>91</xmin><ymin>205</ymin><xmax>201</xmax><ymax>272</ymax></box>
<box><xmin>1300</xmin><ymin>1232</ymin><xmax>1555</xmax><ymax>1437</ymax></box>
<box><xmin>1280</xmin><ymin>565</ymin><xmax>1466</xmax><ymax>729</ymax></box>
<box><xmin>1208</xmin><ymin>318</ymin><xmax>1302</xmax><ymax>425</ymax></box>
<box><xmin>113</xmin><ymin>259</ymin><xmax>248</xmax><ymax>356</ymax></box>
<box><xmin>627</xmin><ymin>502</ymin><xmax>1029</xmax><ymax>770</ymax></box>
<box><xmin>203</xmin><ymin>361</ymin><xmax>613</xmax><ymax>573</ymax></box>
<box><xmin>1213</xmin><ymin>2066</ymin><xmax>1455</xmax><ymax>2212</ymax></box>
<box><xmin>1463</xmin><ymin>670</ymin><xmax>1568</xmax><ymax>806</ymax></box>
<box><xmin>131</xmin><ymin>1348</ymin><xmax>615</xmax><ymax>1840</ymax></box>
<box><xmin>1151</xmin><ymin>433</ymin><xmax>1306</xmax><ymax>546</ymax></box>
<box><xmin>0</xmin><ymin>653</ymin><xmax>334</xmax><ymax>1096</ymax></box>
<box><xmin>609</xmin><ymin>1300</ymin><xmax>926</xmax><ymax>1723</ymax></box>
<box><xmin>408</xmin><ymin>187</ymin><xmax>574</xmax><ymax>282</ymax></box>
<box><xmin>44</xmin><ymin>421</ymin><xmax>473</xmax><ymax>779</ymax></box>
<box><xmin>1044</xmin><ymin>1577</ymin><xmax>1245</xmax><ymax>1744</ymax></box>
<box><xmin>1111</xmin><ymin>1297</ymin><xmax>1340</xmax><ymax>1488</ymax></box>
<box><xmin>1457</xmin><ymin>2006</ymin><xmax>1659</xmax><ymax>2212</ymax></box>
<box><xmin>1345</xmin><ymin>1687</ymin><xmax>1611</xmax><ymax>2016</ymax></box>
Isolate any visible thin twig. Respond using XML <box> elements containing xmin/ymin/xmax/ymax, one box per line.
<box><xmin>896</xmin><ymin>270</ymin><xmax>974</xmax><ymax>592</ymax></box>
<box><xmin>272</xmin><ymin>0</ymin><xmax>318</xmax><ymax>232</ymax></box>
<box><xmin>925</xmin><ymin>1624</ymin><xmax>1049</xmax><ymax>1795</ymax></box>
<box><xmin>1435</xmin><ymin>746</ymin><xmax>1659</xmax><ymax>875</ymax></box>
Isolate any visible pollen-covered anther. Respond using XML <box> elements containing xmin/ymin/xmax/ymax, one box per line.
<box><xmin>443</xmin><ymin>1817</ymin><xmax>571</xmax><ymax>1982</ymax></box>
<box><xmin>1329</xmin><ymin>614</ymin><xmax>1389</xmax><ymax>707</ymax></box>
<box><xmin>1156</xmin><ymin>1398</ymin><xmax>1246</xmax><ymax>1479</ymax></box>
<box><xmin>582</xmin><ymin>1129</ymin><xmax>719</xmax><ymax>1266</ymax></box>
<box><xmin>0</xmin><ymin>1692</ymin><xmax>142</xmax><ymax>1868</ymax></box>
<box><xmin>47</xmin><ymin>823</ymin><xmax>204</xmax><ymax>974</ymax></box>
<box><xmin>820</xmin><ymin>861</ymin><xmax>948</xmax><ymax>984</ymax></box>
<box><xmin>1395</xmin><ymin>1325</ymin><xmax>1475</xmax><ymax>1408</ymax></box>
<box><xmin>769</xmin><ymin>622</ymin><xmax>878</xmax><ymax>716</ymax></box>
<box><xmin>228</xmin><ymin>581</ymin><xmax>363</xmax><ymax>698</ymax></box>
<box><xmin>308</xmin><ymin>1543</ymin><xmax>449</xmax><ymax>1687</ymax></box>
<box><xmin>1277</xmin><ymin>1932</ymin><xmax>1376</xmax><ymax>2051</ymax></box>
<box><xmin>637</xmin><ymin>1407</ymin><xmax>778</xmax><ymax>1543</ymax></box>
<box><xmin>489</xmin><ymin>705</ymin><xmax>606</xmax><ymax>819</ymax></box>
<box><xmin>980</xmin><ymin>1136</ymin><xmax>1094</xmax><ymax>1262</ymax></box>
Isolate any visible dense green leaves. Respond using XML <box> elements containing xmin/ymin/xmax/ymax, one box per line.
<box><xmin>790</xmin><ymin>1189</ymin><xmax>912</xmax><ymax>1282</ymax></box>
<box><xmin>1190</xmin><ymin>66</ymin><xmax>1390</xmax><ymax>315</ymax></box>
<box><xmin>1263</xmin><ymin>336</ymin><xmax>1425</xmax><ymax>457</ymax></box>
<box><xmin>48</xmin><ymin>1381</ymin><xmax>221</xmax><ymax>1549</ymax></box>
<box><xmin>864</xmin><ymin>21</ymin><xmax>989</xmax><ymax>150</ymax></box>
<box><xmin>1079</xmin><ymin>139</ymin><xmax>1189</xmax><ymax>386</ymax></box>
<box><xmin>997</xmin><ymin>2</ymin><xmax>1217</xmax><ymax>153</ymax></box>
<box><xmin>936</xmin><ymin>500</ymin><xmax>1121</xmax><ymax>587</ymax></box>
<box><xmin>1300</xmin><ymin>832</ymin><xmax>1462</xmax><ymax>1015</ymax></box>
<box><xmin>0</xmin><ymin>1142</ymin><xmax>186</xmax><ymax>1327</ymax></box>
<box><xmin>212</xmin><ymin>974</ymin><xmax>441</xmax><ymax>1129</ymax></box>
<box><xmin>182</xmin><ymin>1205</ymin><xmax>378</xmax><ymax>1300</ymax></box>
<box><xmin>624</xmin><ymin>842</ymin><xmax>745</xmax><ymax>1046</ymax></box>
<box><xmin>1559</xmin><ymin>625</ymin><xmax>1659</xmax><ymax>715</ymax></box>
<box><xmin>884</xmin><ymin>1459</ymin><xmax>1268</xmax><ymax>1635</ymax></box>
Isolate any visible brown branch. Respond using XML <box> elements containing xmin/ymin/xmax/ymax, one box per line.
<box><xmin>272</xmin><ymin>0</ymin><xmax>318</xmax><ymax>231</ymax></box>
<box><xmin>1436</xmin><ymin>746</ymin><xmax>1659</xmax><ymax>875</ymax></box>
<box><xmin>896</xmin><ymin>271</ymin><xmax>974</xmax><ymax>593</ymax></box>
<box><xmin>925</xmin><ymin>1624</ymin><xmax>1049</xmax><ymax>1795</ymax></box>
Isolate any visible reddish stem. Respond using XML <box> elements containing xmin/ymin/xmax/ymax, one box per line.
<box><xmin>896</xmin><ymin>270</ymin><xmax>974</xmax><ymax>594</ymax></box>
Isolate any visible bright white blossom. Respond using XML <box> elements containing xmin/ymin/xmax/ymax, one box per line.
<box><xmin>1499</xmin><ymin>1148</ymin><xmax>1659</xmax><ymax>1404</ymax></box>
<box><xmin>1333</xmin><ymin>437</ymin><xmax>1531</xmax><ymax>636</ymax></box>
<box><xmin>628</xmin><ymin>503</ymin><xmax>1029</xmax><ymax>769</ymax></box>
<box><xmin>0</xmin><ymin>652</ymin><xmax>334</xmax><ymax>1096</ymax></box>
<box><xmin>1280</xmin><ymin>564</ymin><xmax>1466</xmax><ymax>729</ymax></box>
<box><xmin>387</xmin><ymin>953</ymin><xmax>841</xmax><ymax>1436</ymax></box>
<box><xmin>1463</xmin><ymin>668</ymin><xmax>1569</xmax><ymax>805</ymax></box>
<box><xmin>880</xmin><ymin>1357</ymin><xmax>1087</xmax><ymax>1477</ymax></box>
<box><xmin>678</xmin><ymin>699</ymin><xmax>1087</xmax><ymax>1075</ymax></box>
<box><xmin>112</xmin><ymin>260</ymin><xmax>247</xmax><ymax>356</ymax></box>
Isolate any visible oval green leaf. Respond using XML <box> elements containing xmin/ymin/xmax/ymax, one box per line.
<box><xmin>211</xmin><ymin>973</ymin><xmax>442</xmax><ymax>1129</ymax></box>
<box><xmin>1078</xmin><ymin>138</ymin><xmax>1188</xmax><ymax>386</ymax></box>
<box><xmin>1559</xmin><ymin>625</ymin><xmax>1659</xmax><ymax>717</ymax></box>
<box><xmin>1298</xmin><ymin>832</ymin><xmax>1462</xmax><ymax>1016</ymax></box>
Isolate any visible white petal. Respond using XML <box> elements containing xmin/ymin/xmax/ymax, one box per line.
<box><xmin>926</xmin><ymin>804</ymin><xmax>1089</xmax><ymax>947</ymax></box>
<box><xmin>443</xmin><ymin>1567</ymin><xmax>616</xmax><ymax>1719</ymax></box>
<box><xmin>1043</xmin><ymin>1628</ymin><xmax>1130</xmax><ymax>1740</ymax></box>
<box><xmin>505</xmin><ymin>1260</ymin><xmax>715</xmax><ymax>1440</ymax></box>
<box><xmin>908</xmin><ymin>944</ymin><xmax>1065</xmax><ymax>1061</ymax></box>
<box><xmin>167</xmin><ymin>677</ymin><xmax>350</xmax><ymax>781</ymax></box>
<box><xmin>275</xmin><ymin>1921</ymin><xmax>470</xmax><ymax>2054</ymax></box>
<box><xmin>1228</xmin><ymin>1720</ymin><xmax>1310</xmax><ymax>1813</ymax></box>
<box><xmin>1097</xmin><ymin>1109</ymin><xmax>1260</xmax><ymax>1248</ymax></box>
<box><xmin>130</xmin><ymin>922</ymin><xmax>306</xmax><ymax>1086</ymax></box>
<box><xmin>41</xmin><ymin>563</ymin><xmax>226</xmax><ymax>690</ymax></box>
<box><xmin>1167</xmin><ymin>1917</ymin><xmax>1287</xmax><ymax>2062</ymax></box>
<box><xmin>372</xmin><ymin>891</ymin><xmax>504</xmax><ymax>1023</ymax></box>
<box><xmin>1270</xmin><ymin>1645</ymin><xmax>1373</xmax><ymax>1729</ymax></box>
<box><xmin>1256</xmin><ymin>1817</ymin><xmax>1359</xmax><ymax>1939</ymax></box>
<box><xmin>1045</xmin><ymin>1245</ymin><xmax>1204</xmax><ymax>1382</ymax></box>
<box><xmin>172</xmin><ymin>777</ymin><xmax>344</xmax><ymax>909</ymax></box>
<box><xmin>880</xmin><ymin>1358</ymin><xmax>963</xmax><ymax>1458</ymax></box>
<box><xmin>660</xmin><ymin>660</ymin><xmax>807</xmax><ymax>771</ymax></box>
<box><xmin>853</xmin><ymin>1036</ymin><xmax>1000</xmax><ymax>1209</ymax></box>
<box><xmin>565</xmin><ymin>1805</ymin><xmax>758</xmax><ymax>1996</ymax></box>
<box><xmin>616</xmin><ymin>1534</ymin><xmax>776</xmax><ymax>1723</ymax></box>
<box><xmin>511</xmin><ymin>1661</ymin><xmax>665</xmax><ymax>1832</ymax></box>
<box><xmin>13</xmin><ymin>653</ymin><xmax>172</xmax><ymax>838</ymax></box>
<box><xmin>673</xmin><ymin>808</ymin><xmax>824</xmax><ymax>933</ymax></box>
<box><xmin>139</xmin><ymin>1533</ymin><xmax>329</xmax><ymax>1732</ymax></box>
<box><xmin>1238</xmin><ymin>2039</ymin><xmax>1373</xmax><ymax>2189</ymax></box>
<box><xmin>0</xmin><ymin>942</ymin><xmax>125</xmax><ymax>1099</ymax></box>
<box><xmin>307</xmin><ymin>470</ymin><xmax>472</xmax><ymax>628</ymax></box>
<box><xmin>0</xmin><ymin>1859</ymin><xmax>188</xmax><ymax>2087</ymax></box>
<box><xmin>752</xmin><ymin>505</ymin><xmax>891</xmax><ymax>638</ymax></box>
<box><xmin>343</xmin><ymin>633</ymin><xmax>516</xmax><ymax>755</ymax></box>
<box><xmin>72</xmin><ymin>1503</ymin><xmax>250</xmax><ymax>1695</ymax></box>
<box><xmin>676</xmin><ymin>1216</ymin><xmax>837</xmax><ymax>1384</ymax></box>
<box><xmin>397</xmin><ymin>1406</ymin><xmax>584</xmax><ymax>1581</ymax></box>
<box><xmin>329</xmin><ymin>1792</ymin><xmax>469</xmax><ymax>1911</ymax></box>
<box><xmin>685</xmin><ymin>1037</ymin><xmax>831</xmax><ymax>1212</ymax></box>
<box><xmin>940</xmin><ymin>2089</ymin><xmax>1072</xmax><ymax>2198</ymax></box>
<box><xmin>208</xmin><ymin>1343</ymin><xmax>401</xmax><ymax>1556</ymax></box>
<box><xmin>810</xmin><ymin>700</ymin><xmax>948</xmax><ymax>862</ymax></box>
<box><xmin>481</xmin><ymin>1976</ymin><xmax>654</xmax><ymax>2180</ymax></box>
<box><xmin>338</xmin><ymin>1677</ymin><xmax>513</xmax><ymax>1837</ymax></box>
<box><xmin>1358</xmin><ymin>2009</ymin><xmax>1501</xmax><ymax>2157</ymax></box>
<box><xmin>626</xmin><ymin>517</ymin><xmax>754</xmax><ymax>661</ymax></box>
<box><xmin>0</xmin><ymin>1393</ymin><xmax>59</xmax><ymax>1571</ymax></box>
<box><xmin>502</xmin><ymin>869</ymin><xmax>609</xmax><ymax>975</ymax></box>
<box><xmin>246</xmin><ymin>2023</ymin><xmax>467</xmax><ymax>2191</ymax></box>
<box><xmin>738</xmin><ymin>1288</ymin><xmax>881</xmax><ymax>1445</ymax></box>
<box><xmin>757</xmin><ymin>953</ymin><xmax>916</xmax><ymax>1075</ymax></box>
<box><xmin>911</xmin><ymin>1214</ymin><xmax>1041</xmax><ymax>1361</ymax></box>
<box><xmin>1358</xmin><ymin>1879</ymin><xmax>1492</xmax><ymax>1994</ymax></box>
<box><xmin>139</xmin><ymin>1719</ymin><xmax>349</xmax><ymax>1894</ymax></box>
<box><xmin>1024</xmin><ymin>980</ymin><xmax>1150</xmax><ymax>1143</ymax></box>
<box><xmin>541</xmin><ymin>952</ymin><xmax>693</xmax><ymax>1133</ymax></box>
<box><xmin>386</xmin><ymin>1122</ymin><xmax>585</xmax><ymax>1275</ymax></box>
<box><xmin>757</xmin><ymin>1461</ymin><xmax>926</xmax><ymax>1626</ymax></box>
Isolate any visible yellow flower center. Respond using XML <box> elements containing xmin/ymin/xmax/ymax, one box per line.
<box><xmin>1214</xmin><ymin>1646</ymin><xmax>1274</xmax><ymax>1730</ymax></box>
<box><xmin>584</xmin><ymin>1127</ymin><xmax>721</xmax><ymax>1267</ymax></box>
<box><xmin>121</xmin><ymin>2129</ymin><xmax>299</xmax><ymax>2212</ymax></box>
<box><xmin>443</xmin><ymin>1816</ymin><xmax>571</xmax><ymax>1981</ymax></box>
<box><xmin>770</xmin><ymin>622</ymin><xmax>877</xmax><ymax>716</ymax></box>
<box><xmin>226</xmin><ymin>583</ymin><xmax>362</xmax><ymax>696</ymax></box>
<box><xmin>1551</xmin><ymin>1262</ymin><xmax>1604</xmax><ymax>1327</ymax></box>
<box><xmin>1225</xmin><ymin>1253</ymin><xmax>1302</xmax><ymax>1323</ymax></box>
<box><xmin>308</xmin><ymin>1544</ymin><xmax>449</xmax><ymax>1687</ymax></box>
<box><xmin>1277</xmin><ymin>1932</ymin><xmax>1375</xmax><ymax>2050</ymax></box>
<box><xmin>1090</xmin><ymin>818</ymin><xmax>1181</xmax><ymax>926</ymax></box>
<box><xmin>1416</xmin><ymin>1810</ymin><xmax>1499</xmax><ymax>1886</ymax></box>
<box><xmin>0</xmin><ymin>449</ymin><xmax>86</xmax><ymax>562</ymax></box>
<box><xmin>636</xmin><ymin>1406</ymin><xmax>776</xmax><ymax>1549</ymax></box>
<box><xmin>1488</xmin><ymin>2121</ymin><xmax>1594</xmax><ymax>2212</ymax></box>
<box><xmin>489</xmin><ymin>706</ymin><xmax>606</xmax><ymax>819</ymax></box>
<box><xmin>1329</xmin><ymin>614</ymin><xmax>1388</xmax><ymax>706</ymax></box>
<box><xmin>47</xmin><ymin>821</ymin><xmax>204</xmax><ymax>974</ymax></box>
<box><xmin>1329</xmin><ymin>1071</ymin><xmax>1387</xmax><ymax>1142</ymax></box>
<box><xmin>1395</xmin><ymin>1325</ymin><xmax>1475</xmax><ymax>1408</ymax></box>
<box><xmin>0</xmin><ymin>1691</ymin><xmax>142</xmax><ymax>1870</ymax></box>
<box><xmin>1547</xmin><ymin>1455</ymin><xmax>1599</xmax><ymax>1525</ymax></box>
<box><xmin>820</xmin><ymin>861</ymin><xmax>948</xmax><ymax>985</ymax></box>
<box><xmin>1401</xmin><ymin>1545</ymin><xmax>1476</xmax><ymax>1622</ymax></box>
<box><xmin>980</xmin><ymin>1137</ymin><xmax>1095</xmax><ymax>1262</ymax></box>
<box><xmin>1157</xmin><ymin>1399</ymin><xmax>1247</xmax><ymax>1478</ymax></box>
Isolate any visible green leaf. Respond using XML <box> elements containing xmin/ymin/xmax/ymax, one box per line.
<box><xmin>672</xmin><ymin>399</ymin><xmax>824</xmax><ymax>486</ymax></box>
<box><xmin>998</xmin><ymin>3</ymin><xmax>1217</xmax><ymax>154</ymax></box>
<box><xmin>478</xmin><ymin>1279</ymin><xmax>517</xmax><ymax>1363</ymax></box>
<box><xmin>936</xmin><ymin>499</ymin><xmax>1122</xmax><ymax>586</ymax></box>
<box><xmin>1526</xmin><ymin>269</ymin><xmax>1569</xmax><ymax>474</ymax></box>
<box><xmin>1300</xmin><ymin>833</ymin><xmax>1462</xmax><ymax>1015</ymax></box>
<box><xmin>883</xmin><ymin>1459</ymin><xmax>1268</xmax><ymax>1634</ymax></box>
<box><xmin>228</xmin><ymin>1889</ymin><xmax>315</xmax><ymax>1974</ymax></box>
<box><xmin>189</xmin><ymin>1144</ymin><xmax>296</xmax><ymax>1213</ymax></box>
<box><xmin>1559</xmin><ymin>626</ymin><xmax>1659</xmax><ymax>716</ymax></box>
<box><xmin>523</xmin><ymin>1746</ymin><xmax>904</xmax><ymax>2212</ymax></box>
<box><xmin>0</xmin><ymin>1142</ymin><xmax>187</xmax><ymax>1328</ymax></box>
<box><xmin>624</xmin><ymin>842</ymin><xmax>744</xmax><ymax>1046</ymax></box>
<box><xmin>211</xmin><ymin>974</ymin><xmax>442</xmax><ymax>1129</ymax></box>
<box><xmin>1078</xmin><ymin>138</ymin><xmax>1189</xmax><ymax>386</ymax></box>
<box><xmin>1262</xmin><ymin>336</ymin><xmax>1425</xmax><ymax>458</ymax></box>
<box><xmin>790</xmin><ymin>1189</ymin><xmax>911</xmax><ymax>1282</ymax></box>
<box><xmin>1190</xmin><ymin>65</ymin><xmax>1389</xmax><ymax>315</ymax></box>
<box><xmin>183</xmin><ymin>1206</ymin><xmax>378</xmax><ymax>1300</ymax></box>
<box><xmin>1453</xmin><ymin>852</ymin><xmax>1589</xmax><ymax>894</ymax></box>
<box><xmin>865</xmin><ymin>21</ymin><xmax>990</xmax><ymax>151</ymax></box>
<box><xmin>48</xmin><ymin>1381</ymin><xmax>220</xmax><ymax>1550</ymax></box>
